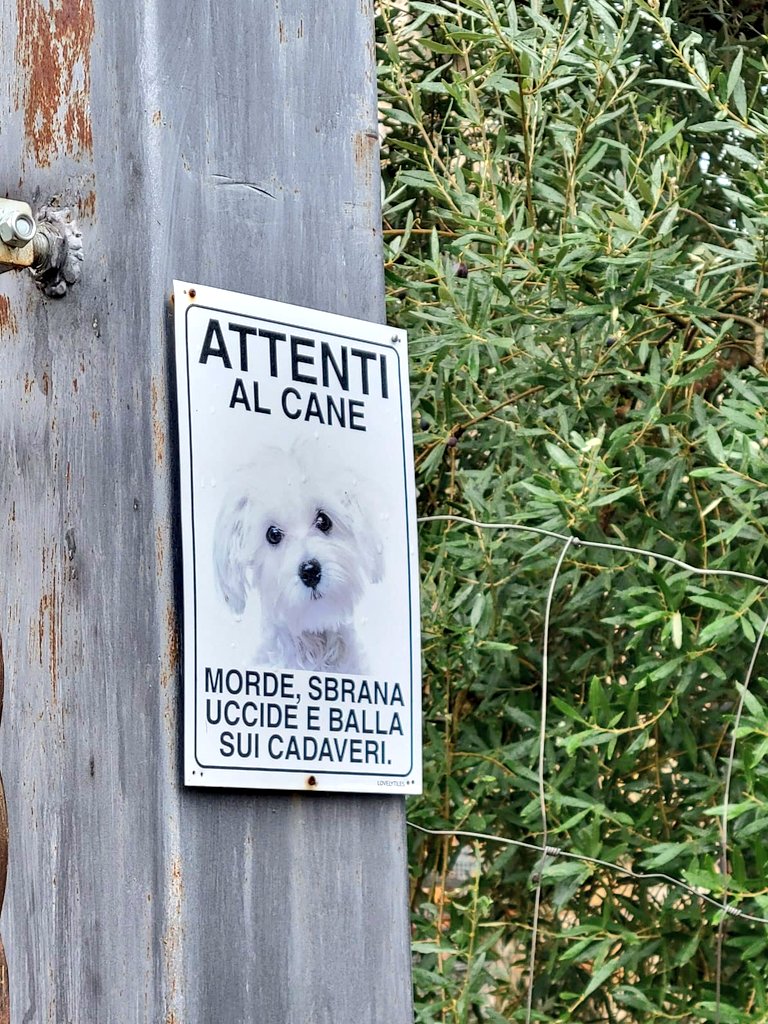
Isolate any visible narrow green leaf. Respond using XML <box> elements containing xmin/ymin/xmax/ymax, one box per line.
<box><xmin>726</xmin><ymin>48</ymin><xmax>744</xmax><ymax>100</ymax></box>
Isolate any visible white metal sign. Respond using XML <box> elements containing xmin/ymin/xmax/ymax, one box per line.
<box><xmin>173</xmin><ymin>282</ymin><xmax>422</xmax><ymax>794</ymax></box>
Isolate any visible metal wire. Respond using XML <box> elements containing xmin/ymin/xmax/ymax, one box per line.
<box><xmin>525</xmin><ymin>536</ymin><xmax>573</xmax><ymax>1024</ymax></box>
<box><xmin>418</xmin><ymin>514</ymin><xmax>768</xmax><ymax>587</ymax></box>
<box><xmin>406</xmin><ymin>823</ymin><xmax>768</xmax><ymax>926</ymax></box>
<box><xmin>417</xmin><ymin>512</ymin><xmax>768</xmax><ymax>1014</ymax></box>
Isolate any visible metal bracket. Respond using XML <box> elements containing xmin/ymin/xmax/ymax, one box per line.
<box><xmin>0</xmin><ymin>198</ymin><xmax>83</xmax><ymax>297</ymax></box>
<box><xmin>0</xmin><ymin>199</ymin><xmax>36</xmax><ymax>274</ymax></box>
<box><xmin>0</xmin><ymin>237</ymin><xmax>35</xmax><ymax>274</ymax></box>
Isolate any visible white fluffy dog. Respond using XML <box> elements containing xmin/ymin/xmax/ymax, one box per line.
<box><xmin>213</xmin><ymin>445</ymin><xmax>384</xmax><ymax>673</ymax></box>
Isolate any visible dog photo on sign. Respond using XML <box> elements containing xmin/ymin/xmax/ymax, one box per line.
<box><xmin>213</xmin><ymin>444</ymin><xmax>385</xmax><ymax>674</ymax></box>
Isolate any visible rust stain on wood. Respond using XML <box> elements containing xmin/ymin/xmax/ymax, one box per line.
<box><xmin>278</xmin><ymin>16</ymin><xmax>304</xmax><ymax>41</ymax></box>
<box><xmin>160</xmin><ymin>604</ymin><xmax>180</xmax><ymax>689</ymax></box>
<box><xmin>151</xmin><ymin>379</ymin><xmax>166</xmax><ymax>467</ymax></box>
<box><xmin>156</xmin><ymin>523</ymin><xmax>165</xmax><ymax>578</ymax></box>
<box><xmin>162</xmin><ymin>855</ymin><xmax>184</xmax><ymax>1015</ymax></box>
<box><xmin>79</xmin><ymin>189</ymin><xmax>96</xmax><ymax>219</ymax></box>
<box><xmin>15</xmin><ymin>0</ymin><xmax>95</xmax><ymax>167</ymax></box>
<box><xmin>353</xmin><ymin>130</ymin><xmax>377</xmax><ymax>188</ymax></box>
<box><xmin>0</xmin><ymin>297</ymin><xmax>17</xmax><ymax>335</ymax></box>
<box><xmin>37</xmin><ymin>547</ymin><xmax>61</xmax><ymax>701</ymax></box>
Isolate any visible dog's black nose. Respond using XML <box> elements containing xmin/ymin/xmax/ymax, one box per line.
<box><xmin>299</xmin><ymin>558</ymin><xmax>322</xmax><ymax>589</ymax></box>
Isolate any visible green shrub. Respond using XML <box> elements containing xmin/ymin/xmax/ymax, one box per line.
<box><xmin>378</xmin><ymin>2</ymin><xmax>768</xmax><ymax>1019</ymax></box>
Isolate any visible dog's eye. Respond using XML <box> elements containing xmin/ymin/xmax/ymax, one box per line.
<box><xmin>266</xmin><ymin>525</ymin><xmax>283</xmax><ymax>546</ymax></box>
<box><xmin>314</xmin><ymin>511</ymin><xmax>333</xmax><ymax>533</ymax></box>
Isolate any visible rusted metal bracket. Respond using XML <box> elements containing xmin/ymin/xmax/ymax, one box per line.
<box><xmin>0</xmin><ymin>199</ymin><xmax>83</xmax><ymax>297</ymax></box>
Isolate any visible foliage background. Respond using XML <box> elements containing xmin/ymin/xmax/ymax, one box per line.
<box><xmin>376</xmin><ymin>1</ymin><xmax>768</xmax><ymax>1020</ymax></box>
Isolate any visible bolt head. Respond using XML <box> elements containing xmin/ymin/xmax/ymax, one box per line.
<box><xmin>0</xmin><ymin>203</ymin><xmax>36</xmax><ymax>247</ymax></box>
<box><xmin>15</xmin><ymin>213</ymin><xmax>35</xmax><ymax>241</ymax></box>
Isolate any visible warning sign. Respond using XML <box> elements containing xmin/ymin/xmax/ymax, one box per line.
<box><xmin>173</xmin><ymin>282</ymin><xmax>422</xmax><ymax>793</ymax></box>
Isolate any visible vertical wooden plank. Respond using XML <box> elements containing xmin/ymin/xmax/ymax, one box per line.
<box><xmin>0</xmin><ymin>636</ymin><xmax>8</xmax><ymax>1024</ymax></box>
<box><xmin>0</xmin><ymin>1</ymin><xmax>413</xmax><ymax>1021</ymax></box>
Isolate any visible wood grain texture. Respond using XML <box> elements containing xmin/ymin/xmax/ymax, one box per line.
<box><xmin>0</xmin><ymin>1</ymin><xmax>413</xmax><ymax>1021</ymax></box>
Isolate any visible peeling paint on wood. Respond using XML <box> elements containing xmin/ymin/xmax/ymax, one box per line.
<box><xmin>78</xmin><ymin>189</ymin><xmax>96</xmax><ymax>219</ymax></box>
<box><xmin>151</xmin><ymin>378</ymin><xmax>166</xmax><ymax>467</ymax></box>
<box><xmin>14</xmin><ymin>0</ymin><xmax>95</xmax><ymax>166</ymax></box>
<box><xmin>0</xmin><ymin>297</ymin><xmax>16</xmax><ymax>335</ymax></box>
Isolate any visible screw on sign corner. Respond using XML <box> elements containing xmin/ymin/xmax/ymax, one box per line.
<box><xmin>306</xmin><ymin>775</ymin><xmax>318</xmax><ymax>789</ymax></box>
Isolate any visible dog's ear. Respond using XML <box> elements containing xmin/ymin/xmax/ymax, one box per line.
<box><xmin>364</xmin><ymin>535</ymin><xmax>385</xmax><ymax>585</ymax></box>
<box><xmin>213</xmin><ymin>493</ymin><xmax>254</xmax><ymax>615</ymax></box>
<box><xmin>339</xmin><ymin>481</ymin><xmax>385</xmax><ymax>585</ymax></box>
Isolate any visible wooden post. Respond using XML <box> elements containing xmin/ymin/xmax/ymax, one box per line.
<box><xmin>0</xmin><ymin>2</ymin><xmax>413</xmax><ymax>1021</ymax></box>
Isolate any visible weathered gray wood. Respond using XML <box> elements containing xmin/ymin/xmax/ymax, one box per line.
<box><xmin>0</xmin><ymin>1</ymin><xmax>413</xmax><ymax>1021</ymax></box>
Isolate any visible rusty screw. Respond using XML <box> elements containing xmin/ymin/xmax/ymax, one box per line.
<box><xmin>0</xmin><ymin>201</ymin><xmax>36</xmax><ymax>248</ymax></box>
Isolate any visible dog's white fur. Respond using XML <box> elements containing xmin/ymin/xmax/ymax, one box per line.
<box><xmin>213</xmin><ymin>445</ymin><xmax>383</xmax><ymax>673</ymax></box>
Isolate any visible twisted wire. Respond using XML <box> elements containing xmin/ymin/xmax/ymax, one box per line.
<box><xmin>407</xmin><ymin>823</ymin><xmax>768</xmax><ymax>926</ymax></box>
